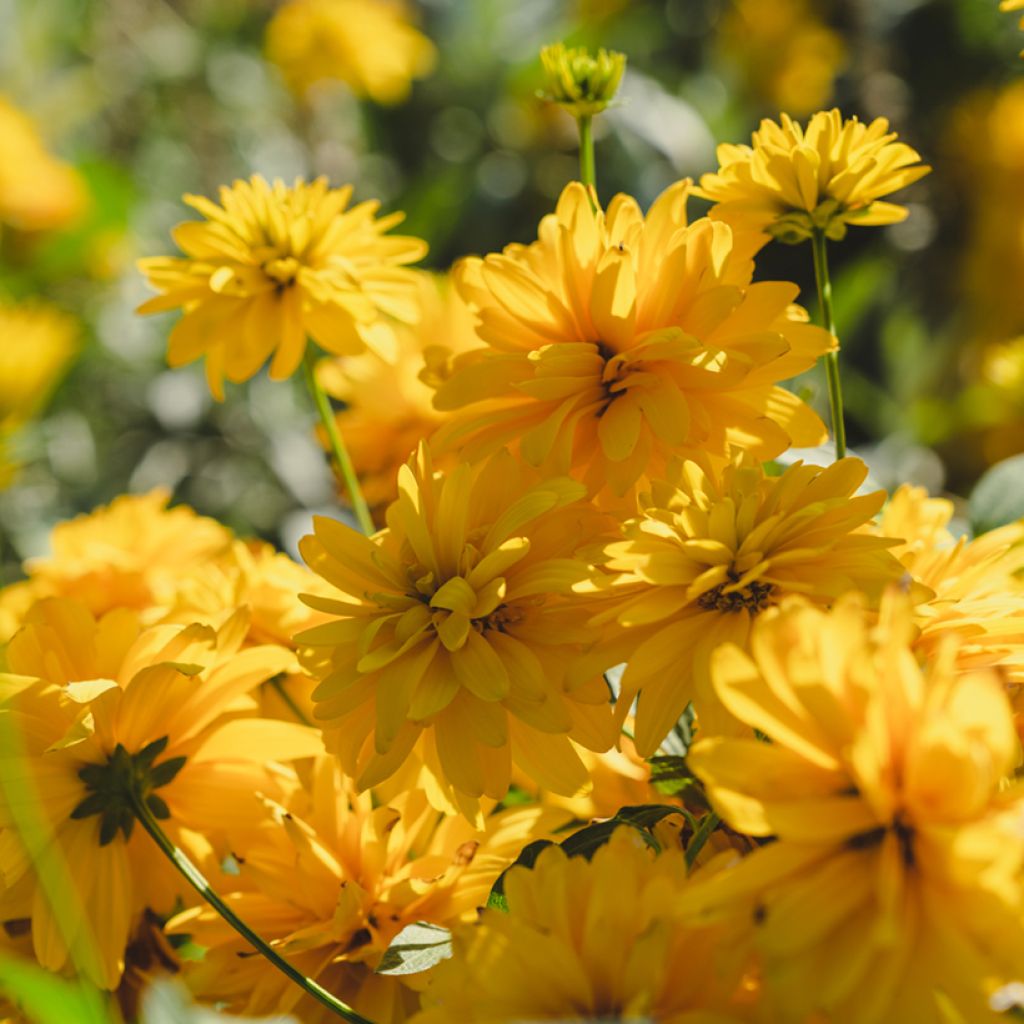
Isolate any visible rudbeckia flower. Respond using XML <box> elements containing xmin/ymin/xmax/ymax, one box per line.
<box><xmin>681</xmin><ymin>595</ymin><xmax>1024</xmax><ymax>1023</ymax></box>
<box><xmin>0</xmin><ymin>490</ymin><xmax>233</xmax><ymax>641</ymax></box>
<box><xmin>266</xmin><ymin>0</ymin><xmax>436</xmax><ymax>105</ymax></box>
<box><xmin>315</xmin><ymin>274</ymin><xmax>479</xmax><ymax>517</ymax></box>
<box><xmin>430</xmin><ymin>180</ymin><xmax>832</xmax><ymax>499</ymax></box>
<box><xmin>137</xmin><ymin>176</ymin><xmax>427</xmax><ymax>398</ymax></box>
<box><xmin>695</xmin><ymin>109</ymin><xmax>930</xmax><ymax>243</ymax></box>
<box><xmin>169</xmin><ymin>757</ymin><xmax>570</xmax><ymax>1024</ymax></box>
<box><xmin>0</xmin><ymin>599</ymin><xmax>320</xmax><ymax>989</ymax></box>
<box><xmin>414</xmin><ymin>827</ymin><xmax>750</xmax><ymax>1024</ymax></box>
<box><xmin>297</xmin><ymin>443</ymin><xmax>618</xmax><ymax>809</ymax></box>
<box><xmin>576</xmin><ymin>453</ymin><xmax>905</xmax><ymax>751</ymax></box>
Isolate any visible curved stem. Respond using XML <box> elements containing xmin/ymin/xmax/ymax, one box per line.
<box><xmin>302</xmin><ymin>349</ymin><xmax>375</xmax><ymax>536</ymax></box>
<box><xmin>810</xmin><ymin>230</ymin><xmax>847</xmax><ymax>460</ymax></box>
<box><xmin>129</xmin><ymin>792</ymin><xmax>374</xmax><ymax>1024</ymax></box>
<box><xmin>577</xmin><ymin>114</ymin><xmax>598</xmax><ymax>212</ymax></box>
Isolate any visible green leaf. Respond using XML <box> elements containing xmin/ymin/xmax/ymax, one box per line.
<box><xmin>969</xmin><ymin>455</ymin><xmax>1024</xmax><ymax>535</ymax></box>
<box><xmin>486</xmin><ymin>839</ymin><xmax>554</xmax><ymax>912</ymax></box>
<box><xmin>0</xmin><ymin>953</ymin><xmax>112</xmax><ymax>1024</ymax></box>
<box><xmin>375</xmin><ymin>922</ymin><xmax>453</xmax><ymax>977</ymax></box>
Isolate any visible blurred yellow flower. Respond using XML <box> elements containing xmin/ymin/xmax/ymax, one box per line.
<box><xmin>718</xmin><ymin>0</ymin><xmax>845</xmax><ymax>117</ymax></box>
<box><xmin>298</xmin><ymin>443</ymin><xmax>618</xmax><ymax>809</ymax></box>
<box><xmin>538</xmin><ymin>42</ymin><xmax>626</xmax><ymax>118</ymax></box>
<box><xmin>682</xmin><ymin>595</ymin><xmax>1024</xmax><ymax>1023</ymax></box>
<box><xmin>0</xmin><ymin>302</ymin><xmax>78</xmax><ymax>432</ymax></box>
<box><xmin>0</xmin><ymin>490</ymin><xmax>234</xmax><ymax>642</ymax></box>
<box><xmin>696</xmin><ymin>109</ymin><xmax>930</xmax><ymax>243</ymax></box>
<box><xmin>432</xmin><ymin>181</ymin><xmax>831</xmax><ymax>499</ymax></box>
<box><xmin>577</xmin><ymin>454</ymin><xmax>904</xmax><ymax>751</ymax></box>
<box><xmin>315</xmin><ymin>274</ymin><xmax>478</xmax><ymax>516</ymax></box>
<box><xmin>265</xmin><ymin>0</ymin><xmax>436</xmax><ymax>104</ymax></box>
<box><xmin>170</xmin><ymin>757</ymin><xmax>569</xmax><ymax>1023</ymax></box>
<box><xmin>0</xmin><ymin>599</ymin><xmax>319</xmax><ymax>989</ymax></box>
<box><xmin>414</xmin><ymin>827</ymin><xmax>748</xmax><ymax>1024</ymax></box>
<box><xmin>0</xmin><ymin>96</ymin><xmax>87</xmax><ymax>233</ymax></box>
<box><xmin>137</xmin><ymin>175</ymin><xmax>427</xmax><ymax>399</ymax></box>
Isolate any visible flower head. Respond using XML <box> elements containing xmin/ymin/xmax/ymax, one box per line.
<box><xmin>681</xmin><ymin>595</ymin><xmax>1024</xmax><ymax>1023</ymax></box>
<box><xmin>137</xmin><ymin>175</ymin><xmax>427</xmax><ymax>398</ymax></box>
<box><xmin>169</xmin><ymin>756</ymin><xmax>568</xmax><ymax>1023</ymax></box>
<box><xmin>578</xmin><ymin>454</ymin><xmax>905</xmax><ymax>752</ymax></box>
<box><xmin>415</xmin><ymin>827</ymin><xmax>748</xmax><ymax>1024</ymax></box>
<box><xmin>266</xmin><ymin>0</ymin><xmax>436</xmax><ymax>104</ymax></box>
<box><xmin>695</xmin><ymin>109</ymin><xmax>930</xmax><ymax>243</ymax></box>
<box><xmin>0</xmin><ymin>96</ymin><xmax>86</xmax><ymax>233</ymax></box>
<box><xmin>432</xmin><ymin>181</ymin><xmax>831</xmax><ymax>499</ymax></box>
<box><xmin>297</xmin><ymin>443</ymin><xmax>617</xmax><ymax>809</ymax></box>
<box><xmin>539</xmin><ymin>43</ymin><xmax>626</xmax><ymax>118</ymax></box>
<box><xmin>0</xmin><ymin>599</ymin><xmax>319</xmax><ymax>989</ymax></box>
<box><xmin>316</xmin><ymin>274</ymin><xmax>478</xmax><ymax>516</ymax></box>
<box><xmin>0</xmin><ymin>301</ymin><xmax>78</xmax><ymax>432</ymax></box>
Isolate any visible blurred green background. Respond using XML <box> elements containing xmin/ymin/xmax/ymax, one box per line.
<box><xmin>2</xmin><ymin>0</ymin><xmax>1023</xmax><ymax>575</ymax></box>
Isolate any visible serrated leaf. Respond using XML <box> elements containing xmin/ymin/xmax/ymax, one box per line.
<box><xmin>375</xmin><ymin>922</ymin><xmax>453</xmax><ymax>977</ymax></box>
<box><xmin>0</xmin><ymin>952</ymin><xmax>111</xmax><ymax>1024</ymax></box>
<box><xmin>969</xmin><ymin>454</ymin><xmax>1024</xmax><ymax>535</ymax></box>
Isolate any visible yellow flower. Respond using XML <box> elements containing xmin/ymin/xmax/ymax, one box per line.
<box><xmin>432</xmin><ymin>181</ymin><xmax>832</xmax><ymax>499</ymax></box>
<box><xmin>681</xmin><ymin>595</ymin><xmax>1024</xmax><ymax>1023</ymax></box>
<box><xmin>297</xmin><ymin>443</ymin><xmax>618</xmax><ymax>809</ymax></box>
<box><xmin>0</xmin><ymin>97</ymin><xmax>87</xmax><ymax>233</ymax></box>
<box><xmin>576</xmin><ymin>454</ymin><xmax>905</xmax><ymax>752</ymax></box>
<box><xmin>169</xmin><ymin>756</ymin><xmax>569</xmax><ymax>1023</ymax></box>
<box><xmin>0</xmin><ymin>490</ymin><xmax>234</xmax><ymax>641</ymax></box>
<box><xmin>695</xmin><ymin>109</ymin><xmax>930</xmax><ymax>243</ymax></box>
<box><xmin>137</xmin><ymin>175</ymin><xmax>427</xmax><ymax>399</ymax></box>
<box><xmin>265</xmin><ymin>0</ymin><xmax>436</xmax><ymax>104</ymax></box>
<box><xmin>315</xmin><ymin>274</ymin><xmax>478</xmax><ymax>516</ymax></box>
<box><xmin>0</xmin><ymin>302</ymin><xmax>78</xmax><ymax>431</ymax></box>
<box><xmin>414</xmin><ymin>827</ymin><xmax>748</xmax><ymax>1024</ymax></box>
<box><xmin>0</xmin><ymin>598</ymin><xmax>320</xmax><ymax>989</ymax></box>
<box><xmin>538</xmin><ymin>43</ymin><xmax>626</xmax><ymax>118</ymax></box>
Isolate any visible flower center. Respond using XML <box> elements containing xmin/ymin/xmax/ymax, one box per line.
<box><xmin>70</xmin><ymin>736</ymin><xmax>186</xmax><ymax>846</ymax></box>
<box><xmin>262</xmin><ymin>255</ymin><xmax>301</xmax><ymax>287</ymax></box>
<box><xmin>696</xmin><ymin>577</ymin><xmax>774</xmax><ymax>614</ymax></box>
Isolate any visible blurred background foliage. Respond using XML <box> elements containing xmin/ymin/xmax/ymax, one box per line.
<box><xmin>2</xmin><ymin>0</ymin><xmax>1023</xmax><ymax>577</ymax></box>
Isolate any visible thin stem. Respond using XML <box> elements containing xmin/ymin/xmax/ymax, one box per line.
<box><xmin>810</xmin><ymin>229</ymin><xmax>847</xmax><ymax>460</ymax></box>
<box><xmin>268</xmin><ymin>675</ymin><xmax>313</xmax><ymax>727</ymax></box>
<box><xmin>577</xmin><ymin>114</ymin><xmax>598</xmax><ymax>211</ymax></box>
<box><xmin>129</xmin><ymin>792</ymin><xmax>374</xmax><ymax>1024</ymax></box>
<box><xmin>302</xmin><ymin>349</ymin><xmax>375</xmax><ymax>536</ymax></box>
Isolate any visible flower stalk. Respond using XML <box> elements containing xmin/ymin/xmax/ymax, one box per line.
<box><xmin>810</xmin><ymin>229</ymin><xmax>847</xmax><ymax>460</ymax></box>
<box><xmin>577</xmin><ymin>113</ymin><xmax>597</xmax><ymax>206</ymax></box>
<box><xmin>303</xmin><ymin>348</ymin><xmax>375</xmax><ymax>536</ymax></box>
<box><xmin>129</xmin><ymin>789</ymin><xmax>374</xmax><ymax>1024</ymax></box>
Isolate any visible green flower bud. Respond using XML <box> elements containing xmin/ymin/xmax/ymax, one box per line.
<box><xmin>539</xmin><ymin>42</ymin><xmax>626</xmax><ymax>119</ymax></box>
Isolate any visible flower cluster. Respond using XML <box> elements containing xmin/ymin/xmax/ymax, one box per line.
<box><xmin>4</xmin><ymin>75</ymin><xmax>1022</xmax><ymax>1024</ymax></box>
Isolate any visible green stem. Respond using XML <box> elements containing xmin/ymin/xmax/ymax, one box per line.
<box><xmin>302</xmin><ymin>349</ymin><xmax>375</xmax><ymax>536</ymax></box>
<box><xmin>810</xmin><ymin>230</ymin><xmax>846</xmax><ymax>460</ymax></box>
<box><xmin>577</xmin><ymin>114</ymin><xmax>597</xmax><ymax>211</ymax></box>
<box><xmin>268</xmin><ymin>675</ymin><xmax>313</xmax><ymax>727</ymax></box>
<box><xmin>129</xmin><ymin>792</ymin><xmax>373</xmax><ymax>1024</ymax></box>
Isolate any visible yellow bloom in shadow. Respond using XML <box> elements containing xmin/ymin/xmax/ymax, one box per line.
<box><xmin>316</xmin><ymin>274</ymin><xmax>479</xmax><ymax>518</ymax></box>
<box><xmin>0</xmin><ymin>599</ymin><xmax>320</xmax><ymax>990</ymax></box>
<box><xmin>696</xmin><ymin>109</ymin><xmax>930</xmax><ymax>243</ymax></box>
<box><xmin>137</xmin><ymin>176</ymin><xmax>427</xmax><ymax>398</ymax></box>
<box><xmin>576</xmin><ymin>454</ymin><xmax>905</xmax><ymax>753</ymax></box>
<box><xmin>297</xmin><ymin>443</ymin><xmax>618</xmax><ymax>808</ymax></box>
<box><xmin>0</xmin><ymin>97</ymin><xmax>87</xmax><ymax>233</ymax></box>
<box><xmin>265</xmin><ymin>0</ymin><xmax>436</xmax><ymax>104</ymax></box>
<box><xmin>432</xmin><ymin>181</ymin><xmax>831</xmax><ymax>500</ymax></box>
<box><xmin>414</xmin><ymin>827</ymin><xmax>749</xmax><ymax>1024</ymax></box>
<box><xmin>681</xmin><ymin>594</ymin><xmax>1024</xmax><ymax>1023</ymax></box>
<box><xmin>168</xmin><ymin>756</ymin><xmax>569</xmax><ymax>1023</ymax></box>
